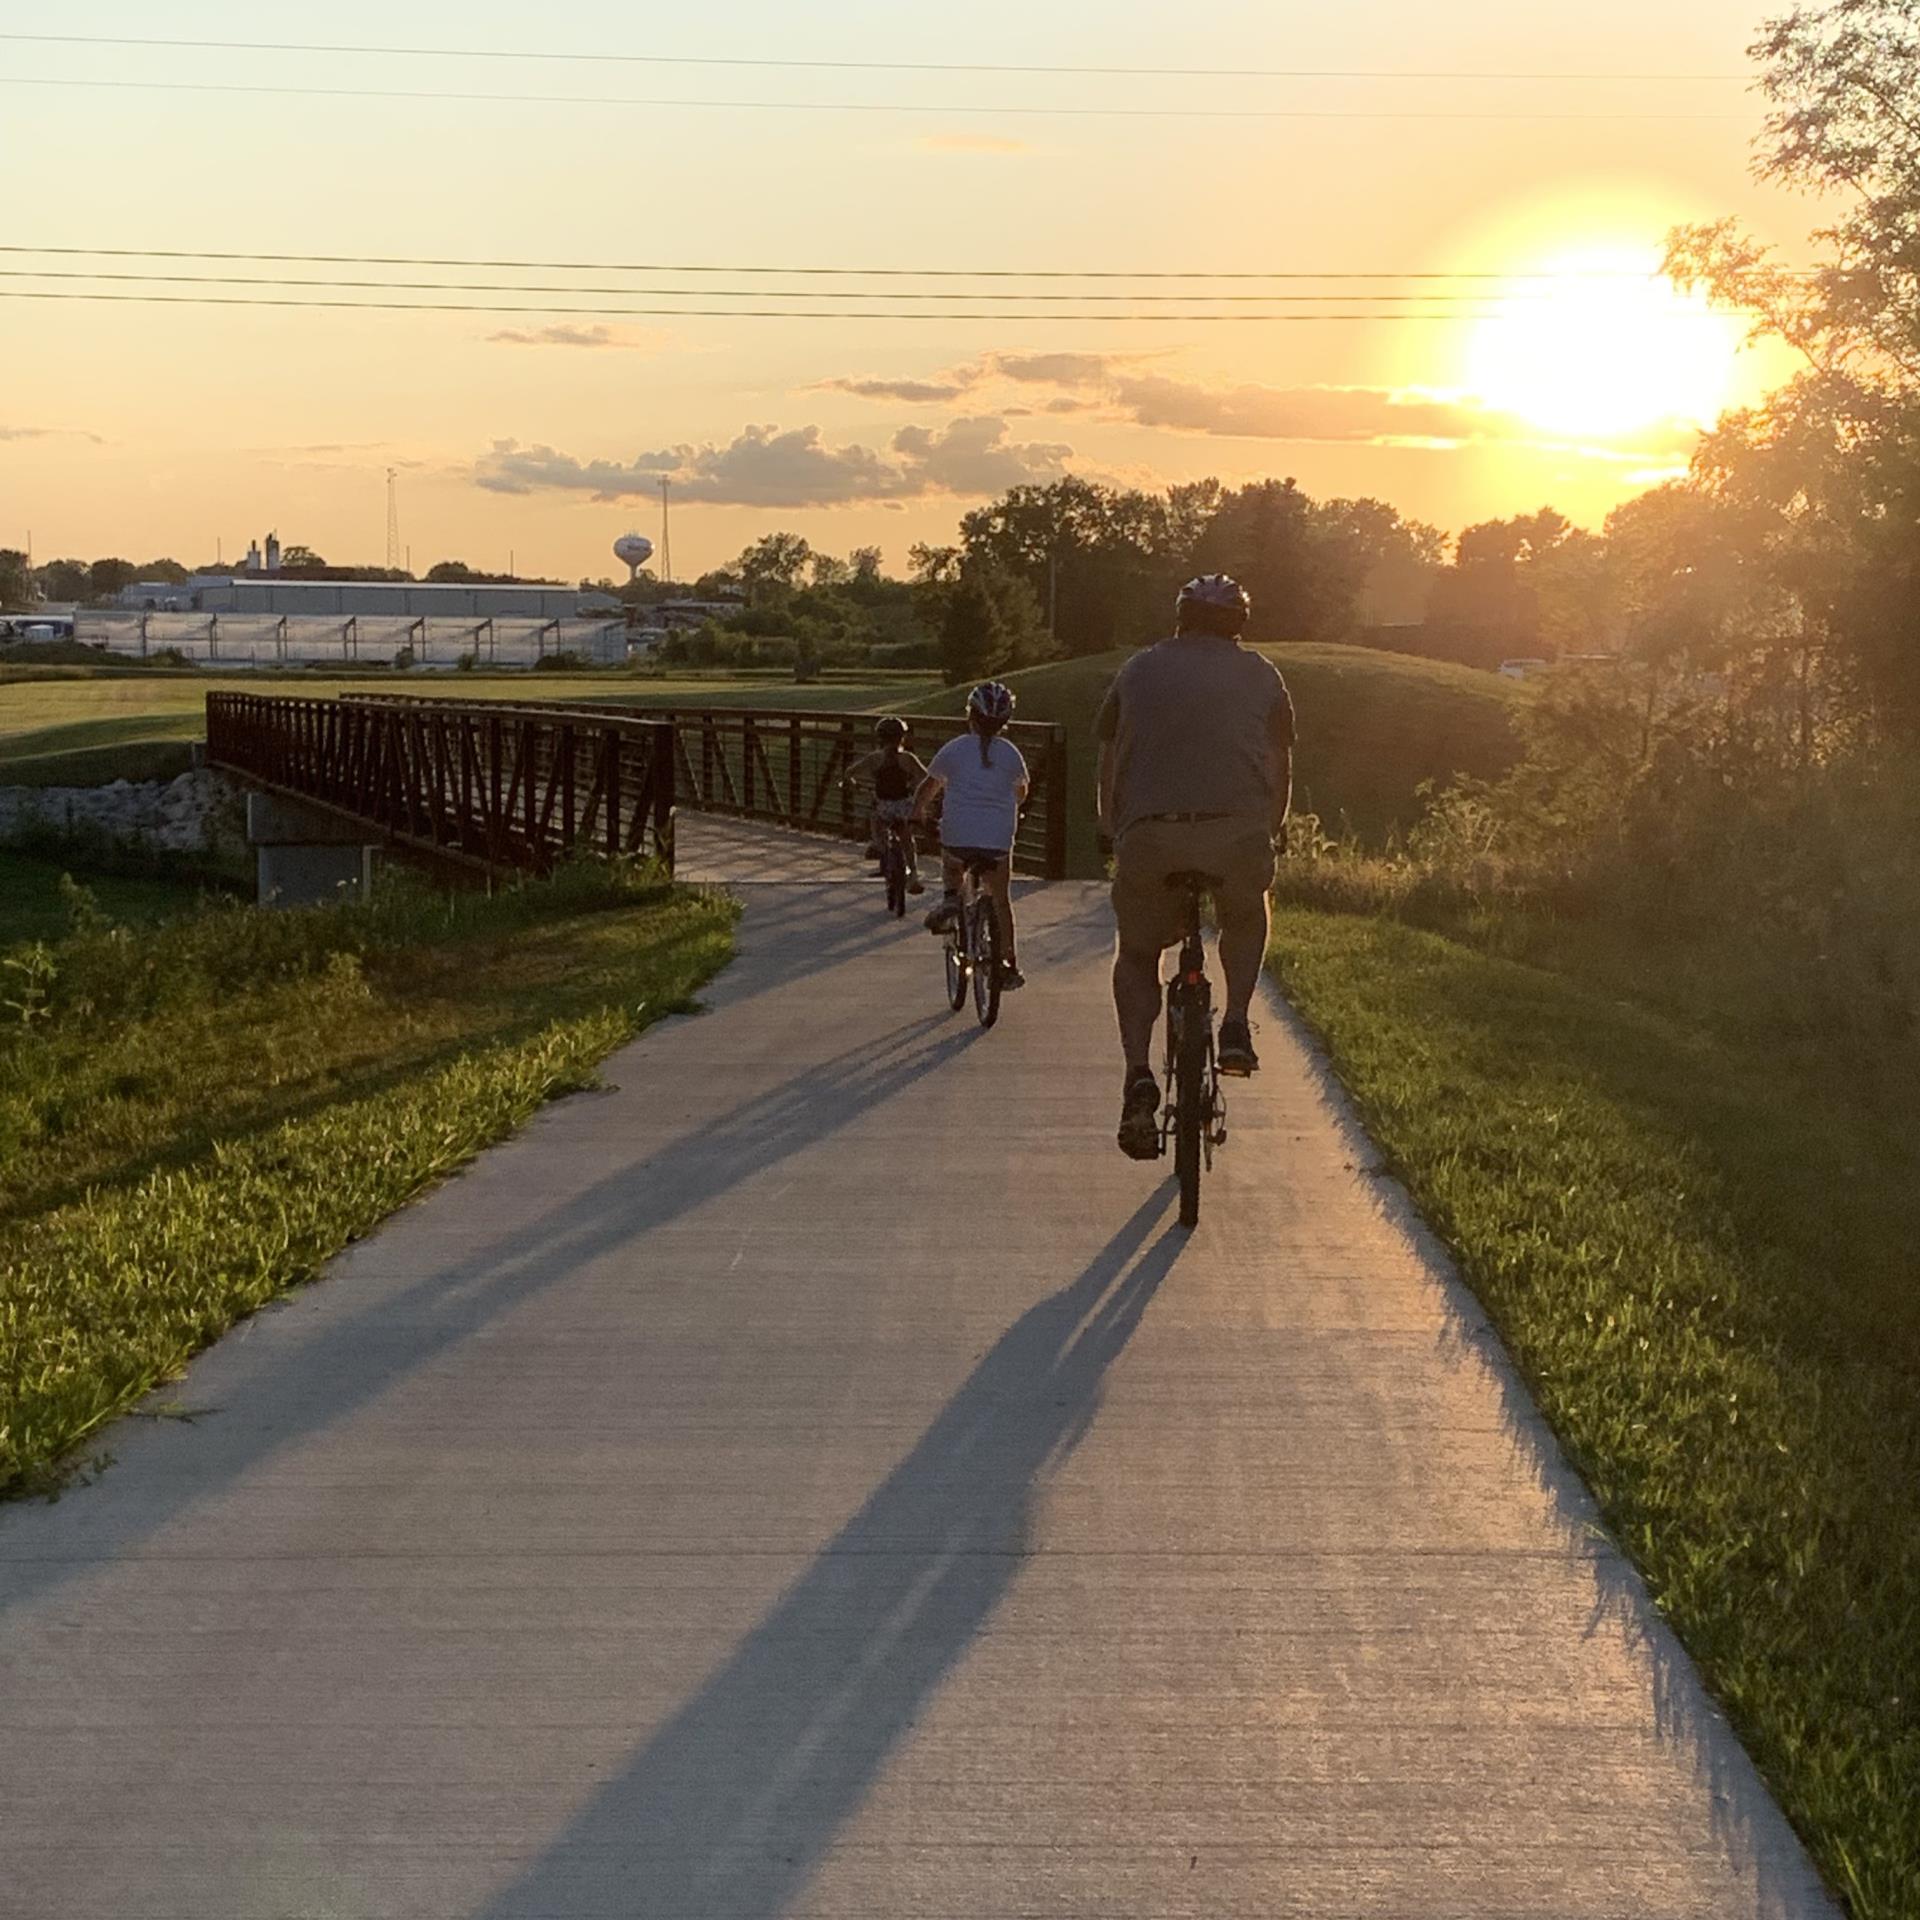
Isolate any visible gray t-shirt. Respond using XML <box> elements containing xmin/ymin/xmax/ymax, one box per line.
<box><xmin>1095</xmin><ymin>636</ymin><xmax>1296</xmax><ymax>836</ymax></box>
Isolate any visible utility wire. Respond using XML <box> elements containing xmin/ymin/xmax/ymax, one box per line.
<box><xmin>0</xmin><ymin>30</ymin><xmax>1753</xmax><ymax>82</ymax></box>
<box><xmin>0</xmin><ymin>267</ymin><xmax>1577</xmax><ymax>305</ymax></box>
<box><xmin>0</xmin><ymin>76</ymin><xmax>1755</xmax><ymax>121</ymax></box>
<box><xmin>2</xmin><ymin>247</ymin><xmax>1791</xmax><ymax>284</ymax></box>
<box><xmin>0</xmin><ymin>289</ymin><xmax>1526</xmax><ymax>322</ymax></box>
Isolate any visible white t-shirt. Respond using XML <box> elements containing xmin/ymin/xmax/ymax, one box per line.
<box><xmin>928</xmin><ymin>732</ymin><xmax>1029</xmax><ymax>852</ymax></box>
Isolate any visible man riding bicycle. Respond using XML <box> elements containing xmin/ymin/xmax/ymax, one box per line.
<box><xmin>916</xmin><ymin>681</ymin><xmax>1030</xmax><ymax>990</ymax></box>
<box><xmin>842</xmin><ymin>716</ymin><xmax>929</xmax><ymax>893</ymax></box>
<box><xmin>1095</xmin><ymin>574</ymin><xmax>1295</xmax><ymax>1160</ymax></box>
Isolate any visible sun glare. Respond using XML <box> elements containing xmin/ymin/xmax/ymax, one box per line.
<box><xmin>1465</xmin><ymin>244</ymin><xmax>1745</xmax><ymax>443</ymax></box>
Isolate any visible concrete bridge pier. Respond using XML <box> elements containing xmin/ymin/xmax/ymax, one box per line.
<box><xmin>246</xmin><ymin>791</ymin><xmax>375</xmax><ymax>907</ymax></box>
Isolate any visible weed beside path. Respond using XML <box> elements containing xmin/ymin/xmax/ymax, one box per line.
<box><xmin>0</xmin><ymin>868</ymin><xmax>736</xmax><ymax>1496</ymax></box>
<box><xmin>1268</xmin><ymin>905</ymin><xmax>1919</xmax><ymax>1917</ymax></box>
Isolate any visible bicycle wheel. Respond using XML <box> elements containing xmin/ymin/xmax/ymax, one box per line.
<box><xmin>1174</xmin><ymin>987</ymin><xmax>1207</xmax><ymax>1228</ymax></box>
<box><xmin>970</xmin><ymin>892</ymin><xmax>1002</xmax><ymax>1029</ymax></box>
<box><xmin>883</xmin><ymin>842</ymin><xmax>906</xmax><ymax>917</ymax></box>
<box><xmin>944</xmin><ymin>905</ymin><xmax>969</xmax><ymax>1011</ymax></box>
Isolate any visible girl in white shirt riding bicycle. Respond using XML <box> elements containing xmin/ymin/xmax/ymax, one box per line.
<box><xmin>913</xmin><ymin>681</ymin><xmax>1030</xmax><ymax>990</ymax></box>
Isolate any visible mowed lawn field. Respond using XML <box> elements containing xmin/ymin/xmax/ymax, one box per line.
<box><xmin>0</xmin><ymin>666</ymin><xmax>945</xmax><ymax>787</ymax></box>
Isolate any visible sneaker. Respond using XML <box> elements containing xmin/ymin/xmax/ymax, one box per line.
<box><xmin>999</xmin><ymin>961</ymin><xmax>1025</xmax><ymax>991</ymax></box>
<box><xmin>906</xmin><ymin>874</ymin><xmax>926</xmax><ymax>896</ymax></box>
<box><xmin>1117</xmin><ymin>1070</ymin><xmax>1161</xmax><ymax>1161</ymax></box>
<box><xmin>1217</xmin><ymin>1018</ymin><xmax>1259</xmax><ymax>1077</ymax></box>
<box><xmin>925</xmin><ymin>894</ymin><xmax>961</xmax><ymax>934</ymax></box>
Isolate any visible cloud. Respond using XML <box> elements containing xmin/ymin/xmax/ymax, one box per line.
<box><xmin>917</xmin><ymin>133</ymin><xmax>1031</xmax><ymax>154</ymax></box>
<box><xmin>487</xmin><ymin>323</ymin><xmax>653</xmax><ymax>350</ymax></box>
<box><xmin>814</xmin><ymin>375</ymin><xmax>972</xmax><ymax>404</ymax></box>
<box><xmin>815</xmin><ymin>350</ymin><xmax>1700</xmax><ymax>459</ymax></box>
<box><xmin>829</xmin><ymin>351</ymin><xmax>1696</xmax><ymax>459</ymax></box>
<box><xmin>474</xmin><ymin>416</ymin><xmax>1073</xmax><ymax>507</ymax></box>
<box><xmin>0</xmin><ymin>424</ymin><xmax>105</xmax><ymax>444</ymax></box>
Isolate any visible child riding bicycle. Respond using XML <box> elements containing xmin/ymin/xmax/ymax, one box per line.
<box><xmin>914</xmin><ymin>681</ymin><xmax>1030</xmax><ymax>990</ymax></box>
<box><xmin>842</xmin><ymin>716</ymin><xmax>929</xmax><ymax>892</ymax></box>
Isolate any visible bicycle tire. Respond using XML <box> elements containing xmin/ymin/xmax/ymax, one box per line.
<box><xmin>945</xmin><ymin>913</ymin><xmax>968</xmax><ymax>1011</ymax></box>
<box><xmin>883</xmin><ymin>843</ymin><xmax>906</xmax><ymax>917</ymax></box>
<box><xmin>970</xmin><ymin>892</ymin><xmax>1002</xmax><ymax>1029</ymax></box>
<box><xmin>1174</xmin><ymin>989</ymin><xmax>1207</xmax><ymax>1228</ymax></box>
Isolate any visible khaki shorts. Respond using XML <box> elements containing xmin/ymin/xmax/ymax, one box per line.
<box><xmin>1111</xmin><ymin>815</ymin><xmax>1276</xmax><ymax>954</ymax></box>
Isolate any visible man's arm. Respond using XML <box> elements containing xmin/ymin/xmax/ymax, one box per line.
<box><xmin>1093</xmin><ymin>678</ymin><xmax>1120</xmax><ymax>840</ymax></box>
<box><xmin>1268</xmin><ymin>694</ymin><xmax>1295</xmax><ymax>844</ymax></box>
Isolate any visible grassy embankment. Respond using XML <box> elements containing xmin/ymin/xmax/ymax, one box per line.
<box><xmin>0</xmin><ymin>866</ymin><xmax>736</xmax><ymax>1496</ymax></box>
<box><xmin>906</xmin><ymin>643</ymin><xmax>1524</xmax><ymax>874</ymax></box>
<box><xmin>1268</xmin><ymin>885</ymin><xmax>1919</xmax><ymax>1916</ymax></box>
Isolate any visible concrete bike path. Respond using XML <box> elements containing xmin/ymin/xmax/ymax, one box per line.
<box><xmin>0</xmin><ymin>817</ymin><xmax>1834</xmax><ymax>1918</ymax></box>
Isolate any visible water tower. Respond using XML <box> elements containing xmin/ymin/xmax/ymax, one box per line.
<box><xmin>614</xmin><ymin>531</ymin><xmax>654</xmax><ymax>583</ymax></box>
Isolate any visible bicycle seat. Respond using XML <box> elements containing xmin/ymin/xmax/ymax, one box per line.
<box><xmin>957</xmin><ymin>852</ymin><xmax>1005</xmax><ymax>876</ymax></box>
<box><xmin>1164</xmin><ymin>869</ymin><xmax>1224</xmax><ymax>892</ymax></box>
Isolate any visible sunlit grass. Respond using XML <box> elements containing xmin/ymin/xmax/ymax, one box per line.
<box><xmin>0</xmin><ymin>868</ymin><xmax>736</xmax><ymax>1496</ymax></box>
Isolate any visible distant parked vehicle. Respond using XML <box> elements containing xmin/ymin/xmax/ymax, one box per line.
<box><xmin>1498</xmin><ymin>657</ymin><xmax>1552</xmax><ymax>681</ymax></box>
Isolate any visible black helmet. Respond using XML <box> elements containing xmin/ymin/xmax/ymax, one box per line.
<box><xmin>1176</xmin><ymin>573</ymin><xmax>1251</xmax><ymax>635</ymax></box>
<box><xmin>873</xmin><ymin>715</ymin><xmax>909</xmax><ymax>744</ymax></box>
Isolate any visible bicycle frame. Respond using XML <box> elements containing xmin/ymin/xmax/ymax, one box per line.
<box><xmin>1162</xmin><ymin>879</ymin><xmax>1227</xmax><ymax>1227</ymax></box>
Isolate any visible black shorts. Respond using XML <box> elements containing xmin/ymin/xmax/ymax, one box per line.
<box><xmin>943</xmin><ymin>845</ymin><xmax>1008</xmax><ymax>873</ymax></box>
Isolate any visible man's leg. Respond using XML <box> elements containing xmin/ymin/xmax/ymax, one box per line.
<box><xmin>1215</xmin><ymin>885</ymin><xmax>1272</xmax><ymax>1025</ymax></box>
<box><xmin>1213</xmin><ymin>828</ymin><xmax>1278</xmax><ymax>1074</ymax></box>
<box><xmin>1113</xmin><ymin>935</ymin><xmax>1163</xmax><ymax>1072</ymax></box>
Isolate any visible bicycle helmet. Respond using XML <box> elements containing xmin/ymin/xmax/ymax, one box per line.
<box><xmin>1175</xmin><ymin>573</ymin><xmax>1251</xmax><ymax>636</ymax></box>
<box><xmin>873</xmin><ymin>715</ymin><xmax>909</xmax><ymax>744</ymax></box>
<box><xmin>967</xmin><ymin>680</ymin><xmax>1016</xmax><ymax>727</ymax></box>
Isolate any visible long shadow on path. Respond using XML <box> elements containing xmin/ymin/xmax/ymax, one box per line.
<box><xmin>473</xmin><ymin>1182</ymin><xmax>1185</xmax><ymax>1920</ymax></box>
<box><xmin>0</xmin><ymin>1014</ymin><xmax>983</xmax><ymax>1617</ymax></box>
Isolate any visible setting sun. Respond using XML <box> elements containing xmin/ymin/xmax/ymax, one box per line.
<box><xmin>1465</xmin><ymin>244</ymin><xmax>1747</xmax><ymax>443</ymax></box>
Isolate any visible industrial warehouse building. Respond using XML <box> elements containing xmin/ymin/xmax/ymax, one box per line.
<box><xmin>118</xmin><ymin>576</ymin><xmax>618</xmax><ymax>619</ymax></box>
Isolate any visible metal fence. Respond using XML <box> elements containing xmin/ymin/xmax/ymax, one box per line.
<box><xmin>206</xmin><ymin>693</ymin><xmax>675</xmax><ymax>876</ymax></box>
<box><xmin>80</xmin><ymin>612</ymin><xmax>628</xmax><ymax>670</ymax></box>
<box><xmin>340</xmin><ymin>696</ymin><xmax>1071</xmax><ymax>879</ymax></box>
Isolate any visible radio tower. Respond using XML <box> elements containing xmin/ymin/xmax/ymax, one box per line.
<box><xmin>385</xmin><ymin>468</ymin><xmax>402</xmax><ymax>573</ymax></box>
<box><xmin>659</xmin><ymin>477</ymin><xmax>673</xmax><ymax>590</ymax></box>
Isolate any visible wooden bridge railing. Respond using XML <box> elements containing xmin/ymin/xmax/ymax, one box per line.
<box><xmin>338</xmin><ymin>695</ymin><xmax>1070</xmax><ymax>879</ymax></box>
<box><xmin>206</xmin><ymin>693</ymin><xmax>676</xmax><ymax>876</ymax></box>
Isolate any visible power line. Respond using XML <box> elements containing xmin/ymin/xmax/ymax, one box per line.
<box><xmin>0</xmin><ymin>289</ymin><xmax>1531</xmax><ymax>322</ymax></box>
<box><xmin>0</xmin><ymin>76</ymin><xmax>1755</xmax><ymax>121</ymax></box>
<box><xmin>1</xmin><ymin>247</ymin><xmax>1794</xmax><ymax>283</ymax></box>
<box><xmin>0</xmin><ymin>31</ymin><xmax>1753</xmax><ymax>83</ymax></box>
<box><xmin>0</xmin><ymin>268</ymin><xmax>1575</xmax><ymax>305</ymax></box>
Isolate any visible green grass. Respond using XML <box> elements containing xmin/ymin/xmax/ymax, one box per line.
<box><xmin>1268</xmin><ymin>901</ymin><xmax>1919</xmax><ymax>1917</ymax></box>
<box><xmin>0</xmin><ymin>668</ymin><xmax>944</xmax><ymax>785</ymax></box>
<box><xmin>0</xmin><ymin>867</ymin><xmax>736</xmax><ymax>1495</ymax></box>
<box><xmin>906</xmin><ymin>644</ymin><xmax>1524</xmax><ymax>875</ymax></box>
<box><xmin>0</xmin><ymin>852</ymin><xmax>229</xmax><ymax>946</ymax></box>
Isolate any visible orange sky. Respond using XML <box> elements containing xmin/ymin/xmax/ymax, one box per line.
<box><xmin>0</xmin><ymin>0</ymin><xmax>1813</xmax><ymax>583</ymax></box>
